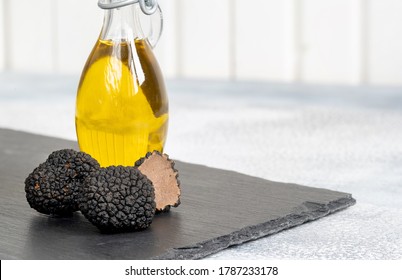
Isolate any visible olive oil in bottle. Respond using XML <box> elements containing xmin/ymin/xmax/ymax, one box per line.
<box><xmin>75</xmin><ymin>38</ymin><xmax>168</xmax><ymax>167</ymax></box>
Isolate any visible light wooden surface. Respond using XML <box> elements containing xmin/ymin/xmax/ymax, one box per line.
<box><xmin>0</xmin><ymin>0</ymin><xmax>4</xmax><ymax>69</ymax></box>
<box><xmin>0</xmin><ymin>74</ymin><xmax>401</xmax><ymax>259</ymax></box>
<box><xmin>1</xmin><ymin>0</ymin><xmax>402</xmax><ymax>85</ymax></box>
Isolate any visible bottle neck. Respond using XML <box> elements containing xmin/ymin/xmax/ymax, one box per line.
<box><xmin>100</xmin><ymin>4</ymin><xmax>145</xmax><ymax>41</ymax></box>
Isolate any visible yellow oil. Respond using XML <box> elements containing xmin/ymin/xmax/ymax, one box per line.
<box><xmin>75</xmin><ymin>39</ymin><xmax>168</xmax><ymax>167</ymax></box>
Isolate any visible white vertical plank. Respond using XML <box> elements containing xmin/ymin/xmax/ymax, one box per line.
<box><xmin>7</xmin><ymin>0</ymin><xmax>54</xmax><ymax>72</ymax></box>
<box><xmin>301</xmin><ymin>0</ymin><xmax>361</xmax><ymax>84</ymax></box>
<box><xmin>350</xmin><ymin>0</ymin><xmax>365</xmax><ymax>84</ymax></box>
<box><xmin>153</xmin><ymin>0</ymin><xmax>179</xmax><ymax>78</ymax></box>
<box><xmin>56</xmin><ymin>0</ymin><xmax>103</xmax><ymax>74</ymax></box>
<box><xmin>369</xmin><ymin>0</ymin><xmax>402</xmax><ymax>85</ymax></box>
<box><xmin>179</xmin><ymin>0</ymin><xmax>231</xmax><ymax>79</ymax></box>
<box><xmin>0</xmin><ymin>0</ymin><xmax>5</xmax><ymax>70</ymax></box>
<box><xmin>235</xmin><ymin>0</ymin><xmax>295</xmax><ymax>82</ymax></box>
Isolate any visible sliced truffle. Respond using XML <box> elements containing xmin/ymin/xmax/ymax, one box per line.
<box><xmin>24</xmin><ymin>149</ymin><xmax>100</xmax><ymax>216</ymax></box>
<box><xmin>135</xmin><ymin>151</ymin><xmax>181</xmax><ymax>212</ymax></box>
<box><xmin>79</xmin><ymin>166</ymin><xmax>155</xmax><ymax>232</ymax></box>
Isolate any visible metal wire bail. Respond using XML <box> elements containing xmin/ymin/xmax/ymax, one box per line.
<box><xmin>98</xmin><ymin>0</ymin><xmax>159</xmax><ymax>15</ymax></box>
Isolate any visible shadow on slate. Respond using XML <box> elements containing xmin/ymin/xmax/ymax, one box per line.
<box><xmin>0</xmin><ymin>128</ymin><xmax>356</xmax><ymax>260</ymax></box>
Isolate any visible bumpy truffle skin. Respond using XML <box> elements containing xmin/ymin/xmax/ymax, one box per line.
<box><xmin>25</xmin><ymin>149</ymin><xmax>100</xmax><ymax>216</ymax></box>
<box><xmin>79</xmin><ymin>166</ymin><xmax>156</xmax><ymax>233</ymax></box>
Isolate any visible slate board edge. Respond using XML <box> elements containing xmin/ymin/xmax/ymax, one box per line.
<box><xmin>153</xmin><ymin>196</ymin><xmax>356</xmax><ymax>260</ymax></box>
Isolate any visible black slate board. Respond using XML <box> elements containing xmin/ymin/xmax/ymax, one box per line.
<box><xmin>0</xmin><ymin>128</ymin><xmax>355</xmax><ymax>260</ymax></box>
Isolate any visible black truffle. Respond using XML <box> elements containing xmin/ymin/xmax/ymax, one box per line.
<box><xmin>25</xmin><ymin>149</ymin><xmax>100</xmax><ymax>216</ymax></box>
<box><xmin>135</xmin><ymin>151</ymin><xmax>181</xmax><ymax>213</ymax></box>
<box><xmin>79</xmin><ymin>166</ymin><xmax>156</xmax><ymax>233</ymax></box>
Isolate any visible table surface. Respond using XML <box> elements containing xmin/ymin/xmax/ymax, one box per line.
<box><xmin>0</xmin><ymin>73</ymin><xmax>401</xmax><ymax>259</ymax></box>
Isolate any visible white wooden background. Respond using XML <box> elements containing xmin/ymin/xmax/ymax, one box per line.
<box><xmin>0</xmin><ymin>0</ymin><xmax>402</xmax><ymax>85</ymax></box>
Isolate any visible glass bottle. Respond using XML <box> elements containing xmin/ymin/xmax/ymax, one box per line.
<box><xmin>75</xmin><ymin>0</ymin><xmax>168</xmax><ymax>167</ymax></box>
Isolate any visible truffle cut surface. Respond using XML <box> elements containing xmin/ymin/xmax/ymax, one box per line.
<box><xmin>136</xmin><ymin>151</ymin><xmax>181</xmax><ymax>212</ymax></box>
